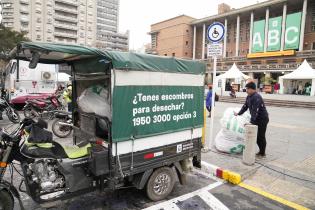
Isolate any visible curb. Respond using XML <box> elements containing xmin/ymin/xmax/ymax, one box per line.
<box><xmin>201</xmin><ymin>161</ymin><xmax>242</xmax><ymax>185</ymax></box>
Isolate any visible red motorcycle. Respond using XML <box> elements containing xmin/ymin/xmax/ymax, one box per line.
<box><xmin>23</xmin><ymin>95</ymin><xmax>64</xmax><ymax>119</ymax></box>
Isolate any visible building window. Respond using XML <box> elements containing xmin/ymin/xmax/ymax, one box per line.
<box><xmin>186</xmin><ymin>41</ymin><xmax>188</xmax><ymax>46</ymax></box>
<box><xmin>151</xmin><ymin>33</ymin><xmax>157</xmax><ymax>49</ymax></box>
<box><xmin>312</xmin><ymin>42</ymin><xmax>315</xmax><ymax>50</ymax></box>
<box><xmin>164</xmin><ymin>53</ymin><xmax>167</xmax><ymax>56</ymax></box>
<box><xmin>312</xmin><ymin>2</ymin><xmax>315</xmax><ymax>31</ymax></box>
<box><xmin>186</xmin><ymin>29</ymin><xmax>189</xmax><ymax>33</ymax></box>
<box><xmin>172</xmin><ymin>53</ymin><xmax>175</xmax><ymax>57</ymax></box>
<box><xmin>185</xmin><ymin>52</ymin><xmax>188</xmax><ymax>56</ymax></box>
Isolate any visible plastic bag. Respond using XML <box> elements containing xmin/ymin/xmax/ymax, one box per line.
<box><xmin>214</xmin><ymin>129</ymin><xmax>244</xmax><ymax>154</ymax></box>
<box><xmin>220</xmin><ymin>107</ymin><xmax>250</xmax><ymax>138</ymax></box>
<box><xmin>77</xmin><ymin>85</ymin><xmax>111</xmax><ymax>120</ymax></box>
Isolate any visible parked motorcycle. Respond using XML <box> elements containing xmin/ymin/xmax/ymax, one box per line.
<box><xmin>0</xmin><ymin>97</ymin><xmax>20</xmax><ymax>123</ymax></box>
<box><xmin>0</xmin><ymin>118</ymin><xmax>95</xmax><ymax>210</ymax></box>
<box><xmin>23</xmin><ymin>95</ymin><xmax>64</xmax><ymax>120</ymax></box>
<box><xmin>52</xmin><ymin>111</ymin><xmax>72</xmax><ymax>138</ymax></box>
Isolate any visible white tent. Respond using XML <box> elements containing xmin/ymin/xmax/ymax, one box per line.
<box><xmin>279</xmin><ymin>60</ymin><xmax>315</xmax><ymax>96</ymax></box>
<box><xmin>215</xmin><ymin>63</ymin><xmax>250</xmax><ymax>94</ymax></box>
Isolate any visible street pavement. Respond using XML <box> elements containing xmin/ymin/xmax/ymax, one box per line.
<box><xmin>0</xmin><ymin>106</ymin><xmax>313</xmax><ymax>210</ymax></box>
<box><xmin>203</xmin><ymin>101</ymin><xmax>315</xmax><ymax>209</ymax></box>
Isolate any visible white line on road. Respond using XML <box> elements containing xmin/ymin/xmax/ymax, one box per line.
<box><xmin>143</xmin><ymin>182</ymin><xmax>225</xmax><ymax>210</ymax></box>
<box><xmin>199</xmin><ymin>190</ymin><xmax>229</xmax><ymax>210</ymax></box>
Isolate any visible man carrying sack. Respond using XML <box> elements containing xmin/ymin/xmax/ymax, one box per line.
<box><xmin>234</xmin><ymin>82</ymin><xmax>269</xmax><ymax>157</ymax></box>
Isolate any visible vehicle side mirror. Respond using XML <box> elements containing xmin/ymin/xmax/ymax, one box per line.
<box><xmin>29</xmin><ymin>51</ymin><xmax>40</xmax><ymax>69</ymax></box>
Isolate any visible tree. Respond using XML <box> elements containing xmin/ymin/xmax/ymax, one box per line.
<box><xmin>0</xmin><ymin>24</ymin><xmax>30</xmax><ymax>72</ymax></box>
<box><xmin>0</xmin><ymin>24</ymin><xmax>30</xmax><ymax>56</ymax></box>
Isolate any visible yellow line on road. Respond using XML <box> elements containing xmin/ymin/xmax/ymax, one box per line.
<box><xmin>238</xmin><ymin>182</ymin><xmax>310</xmax><ymax>210</ymax></box>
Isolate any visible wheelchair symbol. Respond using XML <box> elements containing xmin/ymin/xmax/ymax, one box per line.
<box><xmin>212</xmin><ymin>28</ymin><xmax>220</xmax><ymax>38</ymax></box>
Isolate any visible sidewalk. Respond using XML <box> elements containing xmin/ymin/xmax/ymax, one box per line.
<box><xmin>202</xmin><ymin>102</ymin><xmax>315</xmax><ymax>209</ymax></box>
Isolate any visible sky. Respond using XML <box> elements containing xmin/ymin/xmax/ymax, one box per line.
<box><xmin>119</xmin><ymin>0</ymin><xmax>266</xmax><ymax>50</ymax></box>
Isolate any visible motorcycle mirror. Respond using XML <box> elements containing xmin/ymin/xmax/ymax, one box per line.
<box><xmin>29</xmin><ymin>51</ymin><xmax>40</xmax><ymax>69</ymax></box>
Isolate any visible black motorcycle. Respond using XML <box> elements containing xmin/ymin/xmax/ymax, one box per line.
<box><xmin>0</xmin><ymin>97</ymin><xmax>20</xmax><ymax>123</ymax></box>
<box><xmin>0</xmin><ymin>118</ymin><xmax>97</xmax><ymax>210</ymax></box>
<box><xmin>52</xmin><ymin>111</ymin><xmax>72</xmax><ymax>138</ymax></box>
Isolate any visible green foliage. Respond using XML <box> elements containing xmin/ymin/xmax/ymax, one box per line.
<box><xmin>0</xmin><ymin>24</ymin><xmax>29</xmax><ymax>55</ymax></box>
<box><xmin>260</xmin><ymin>76</ymin><xmax>276</xmax><ymax>85</ymax></box>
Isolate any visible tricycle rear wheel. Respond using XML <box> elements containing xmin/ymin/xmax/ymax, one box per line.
<box><xmin>0</xmin><ymin>190</ymin><xmax>14</xmax><ymax>210</ymax></box>
<box><xmin>146</xmin><ymin>167</ymin><xmax>175</xmax><ymax>201</ymax></box>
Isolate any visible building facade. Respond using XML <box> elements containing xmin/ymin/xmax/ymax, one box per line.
<box><xmin>149</xmin><ymin>15</ymin><xmax>195</xmax><ymax>58</ymax></box>
<box><xmin>149</xmin><ymin>0</ymin><xmax>315</xmax><ymax>83</ymax></box>
<box><xmin>95</xmin><ymin>0</ymin><xmax>129</xmax><ymax>51</ymax></box>
<box><xmin>1</xmin><ymin>0</ymin><xmax>129</xmax><ymax>51</ymax></box>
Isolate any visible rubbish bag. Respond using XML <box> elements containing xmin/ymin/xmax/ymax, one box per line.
<box><xmin>220</xmin><ymin>107</ymin><xmax>250</xmax><ymax>138</ymax></box>
<box><xmin>214</xmin><ymin>129</ymin><xmax>244</xmax><ymax>154</ymax></box>
<box><xmin>77</xmin><ymin>85</ymin><xmax>111</xmax><ymax>120</ymax></box>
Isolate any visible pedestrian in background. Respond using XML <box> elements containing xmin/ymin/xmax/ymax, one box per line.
<box><xmin>63</xmin><ymin>84</ymin><xmax>72</xmax><ymax>112</ymax></box>
<box><xmin>234</xmin><ymin>82</ymin><xmax>269</xmax><ymax>157</ymax></box>
<box><xmin>206</xmin><ymin>85</ymin><xmax>213</xmax><ymax>118</ymax></box>
<box><xmin>274</xmin><ymin>82</ymin><xmax>280</xmax><ymax>94</ymax></box>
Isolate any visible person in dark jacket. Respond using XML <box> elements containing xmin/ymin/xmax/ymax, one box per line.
<box><xmin>234</xmin><ymin>82</ymin><xmax>269</xmax><ymax>157</ymax></box>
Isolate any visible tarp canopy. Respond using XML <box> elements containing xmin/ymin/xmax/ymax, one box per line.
<box><xmin>10</xmin><ymin>42</ymin><xmax>205</xmax><ymax>75</ymax></box>
<box><xmin>279</xmin><ymin>60</ymin><xmax>315</xmax><ymax>96</ymax></box>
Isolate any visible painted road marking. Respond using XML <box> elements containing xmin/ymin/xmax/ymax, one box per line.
<box><xmin>143</xmin><ymin>182</ymin><xmax>225</xmax><ymax>210</ymax></box>
<box><xmin>199</xmin><ymin>191</ymin><xmax>229</xmax><ymax>210</ymax></box>
<box><xmin>239</xmin><ymin>182</ymin><xmax>311</xmax><ymax>210</ymax></box>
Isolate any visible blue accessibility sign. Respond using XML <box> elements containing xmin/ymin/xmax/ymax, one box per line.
<box><xmin>207</xmin><ymin>22</ymin><xmax>225</xmax><ymax>43</ymax></box>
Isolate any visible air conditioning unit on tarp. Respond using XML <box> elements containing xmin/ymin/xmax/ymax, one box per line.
<box><xmin>41</xmin><ymin>71</ymin><xmax>55</xmax><ymax>81</ymax></box>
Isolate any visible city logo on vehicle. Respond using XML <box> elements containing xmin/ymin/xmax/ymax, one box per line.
<box><xmin>252</xmin><ymin>12</ymin><xmax>302</xmax><ymax>53</ymax></box>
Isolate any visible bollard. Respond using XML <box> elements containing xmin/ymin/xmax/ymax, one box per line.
<box><xmin>242</xmin><ymin>124</ymin><xmax>258</xmax><ymax>165</ymax></box>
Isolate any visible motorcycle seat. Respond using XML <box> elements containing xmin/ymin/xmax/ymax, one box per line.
<box><xmin>21</xmin><ymin>140</ymin><xmax>91</xmax><ymax>159</ymax></box>
<box><xmin>31</xmin><ymin>100</ymin><xmax>46</xmax><ymax>107</ymax></box>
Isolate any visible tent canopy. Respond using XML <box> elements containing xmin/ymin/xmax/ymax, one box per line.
<box><xmin>279</xmin><ymin>60</ymin><xmax>315</xmax><ymax>79</ymax></box>
<box><xmin>217</xmin><ymin>63</ymin><xmax>249</xmax><ymax>79</ymax></box>
<box><xmin>279</xmin><ymin>59</ymin><xmax>315</xmax><ymax>96</ymax></box>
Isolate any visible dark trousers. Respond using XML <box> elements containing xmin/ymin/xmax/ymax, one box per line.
<box><xmin>68</xmin><ymin>102</ymin><xmax>72</xmax><ymax>112</ymax></box>
<box><xmin>257</xmin><ymin>119</ymin><xmax>269</xmax><ymax>155</ymax></box>
<box><xmin>206</xmin><ymin>106</ymin><xmax>211</xmax><ymax>113</ymax></box>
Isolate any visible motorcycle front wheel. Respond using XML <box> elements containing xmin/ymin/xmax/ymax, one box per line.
<box><xmin>7</xmin><ymin>109</ymin><xmax>20</xmax><ymax>124</ymax></box>
<box><xmin>52</xmin><ymin>118</ymin><xmax>72</xmax><ymax>138</ymax></box>
<box><xmin>0</xmin><ymin>190</ymin><xmax>14</xmax><ymax>210</ymax></box>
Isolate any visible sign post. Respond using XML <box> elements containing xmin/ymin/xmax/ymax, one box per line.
<box><xmin>203</xmin><ymin>22</ymin><xmax>225</xmax><ymax>152</ymax></box>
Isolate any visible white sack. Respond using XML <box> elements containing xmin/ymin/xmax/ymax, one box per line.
<box><xmin>214</xmin><ymin>129</ymin><xmax>244</xmax><ymax>154</ymax></box>
<box><xmin>77</xmin><ymin>85</ymin><xmax>111</xmax><ymax>120</ymax></box>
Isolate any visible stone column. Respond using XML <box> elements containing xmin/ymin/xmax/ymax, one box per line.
<box><xmin>193</xmin><ymin>25</ymin><xmax>196</xmax><ymax>60</ymax></box>
<box><xmin>264</xmin><ymin>8</ymin><xmax>269</xmax><ymax>52</ymax></box>
<box><xmin>223</xmin><ymin>18</ymin><xmax>228</xmax><ymax>58</ymax></box>
<box><xmin>280</xmin><ymin>3</ymin><xmax>287</xmax><ymax>51</ymax></box>
<box><xmin>249</xmin><ymin>12</ymin><xmax>254</xmax><ymax>54</ymax></box>
<box><xmin>299</xmin><ymin>0</ymin><xmax>307</xmax><ymax>51</ymax></box>
<box><xmin>236</xmin><ymin>15</ymin><xmax>240</xmax><ymax>56</ymax></box>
